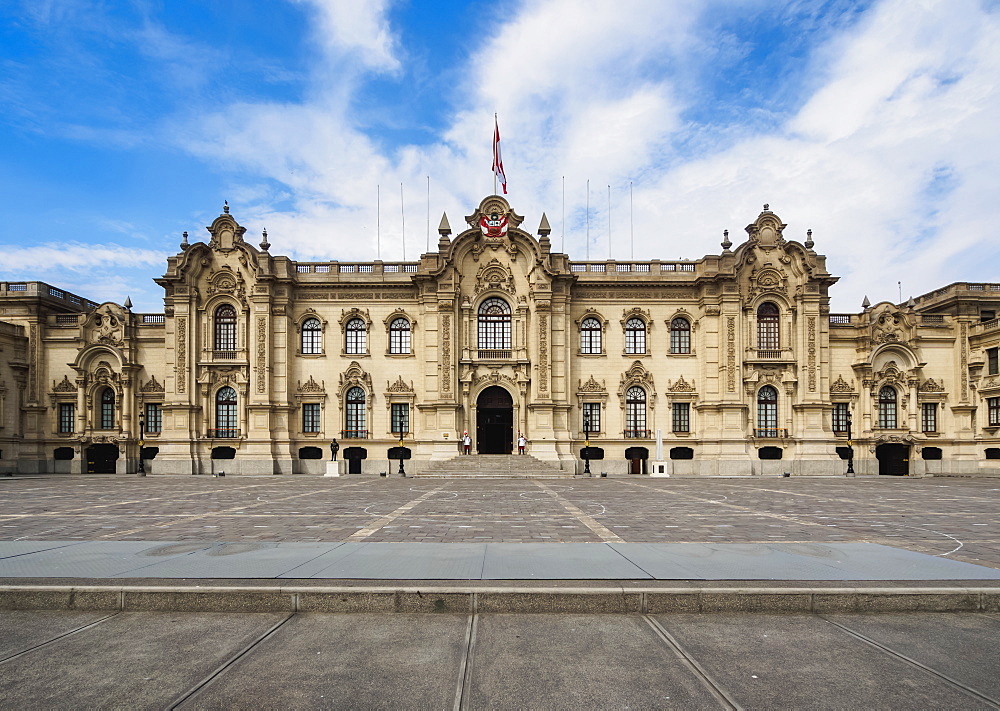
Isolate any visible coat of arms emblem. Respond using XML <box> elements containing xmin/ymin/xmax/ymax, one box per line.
<box><xmin>479</xmin><ymin>211</ymin><xmax>509</xmax><ymax>238</ymax></box>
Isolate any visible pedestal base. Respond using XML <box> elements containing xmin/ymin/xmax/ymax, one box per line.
<box><xmin>650</xmin><ymin>461</ymin><xmax>670</xmax><ymax>477</ymax></box>
<box><xmin>324</xmin><ymin>460</ymin><xmax>340</xmax><ymax>477</ymax></box>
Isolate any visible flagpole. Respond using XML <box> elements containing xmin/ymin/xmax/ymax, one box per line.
<box><xmin>608</xmin><ymin>184</ymin><xmax>611</xmax><ymax>260</ymax></box>
<box><xmin>400</xmin><ymin>182</ymin><xmax>406</xmax><ymax>261</ymax></box>
<box><xmin>630</xmin><ymin>181</ymin><xmax>634</xmax><ymax>260</ymax></box>
<box><xmin>494</xmin><ymin>114</ymin><xmax>498</xmax><ymax>196</ymax></box>
<box><xmin>426</xmin><ymin>175</ymin><xmax>430</xmax><ymax>253</ymax></box>
<box><xmin>376</xmin><ymin>184</ymin><xmax>381</xmax><ymax>261</ymax></box>
<box><xmin>561</xmin><ymin>175</ymin><xmax>566</xmax><ymax>253</ymax></box>
<box><xmin>586</xmin><ymin>179</ymin><xmax>590</xmax><ymax>261</ymax></box>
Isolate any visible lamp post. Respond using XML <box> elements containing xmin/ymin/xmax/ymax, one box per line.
<box><xmin>396</xmin><ymin>433</ymin><xmax>406</xmax><ymax>476</ymax></box>
<box><xmin>846</xmin><ymin>410</ymin><xmax>855</xmax><ymax>475</ymax></box>
<box><xmin>137</xmin><ymin>415</ymin><xmax>146</xmax><ymax>476</ymax></box>
<box><xmin>582</xmin><ymin>410</ymin><xmax>592</xmax><ymax>475</ymax></box>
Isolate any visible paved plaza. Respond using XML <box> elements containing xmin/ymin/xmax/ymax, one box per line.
<box><xmin>1</xmin><ymin>475</ymin><xmax>999</xmax><ymax>568</ymax></box>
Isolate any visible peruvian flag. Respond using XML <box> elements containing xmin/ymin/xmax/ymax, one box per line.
<box><xmin>492</xmin><ymin>115</ymin><xmax>507</xmax><ymax>194</ymax></box>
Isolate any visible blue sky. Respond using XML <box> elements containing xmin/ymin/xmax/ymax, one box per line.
<box><xmin>2</xmin><ymin>0</ymin><xmax>998</xmax><ymax>312</ymax></box>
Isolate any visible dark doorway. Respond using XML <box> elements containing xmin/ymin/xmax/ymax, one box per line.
<box><xmin>625</xmin><ymin>446</ymin><xmax>648</xmax><ymax>474</ymax></box>
<box><xmin>343</xmin><ymin>447</ymin><xmax>367</xmax><ymax>474</ymax></box>
<box><xmin>85</xmin><ymin>444</ymin><xmax>119</xmax><ymax>473</ymax></box>
<box><xmin>876</xmin><ymin>443</ymin><xmax>909</xmax><ymax>475</ymax></box>
<box><xmin>477</xmin><ymin>386</ymin><xmax>513</xmax><ymax>454</ymax></box>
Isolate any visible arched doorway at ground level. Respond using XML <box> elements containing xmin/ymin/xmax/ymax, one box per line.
<box><xmin>476</xmin><ymin>386</ymin><xmax>513</xmax><ymax>454</ymax></box>
<box><xmin>85</xmin><ymin>443</ymin><xmax>119</xmax><ymax>473</ymax></box>
<box><xmin>876</xmin><ymin>443</ymin><xmax>909</xmax><ymax>476</ymax></box>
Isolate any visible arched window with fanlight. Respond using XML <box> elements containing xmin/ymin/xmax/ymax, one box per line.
<box><xmin>757</xmin><ymin>385</ymin><xmax>778</xmax><ymax>437</ymax></box>
<box><xmin>581</xmin><ymin>317</ymin><xmax>602</xmax><ymax>354</ymax></box>
<box><xmin>99</xmin><ymin>388</ymin><xmax>115</xmax><ymax>429</ymax></box>
<box><xmin>478</xmin><ymin>297</ymin><xmax>511</xmax><ymax>351</ymax></box>
<box><xmin>625</xmin><ymin>386</ymin><xmax>647</xmax><ymax>438</ymax></box>
<box><xmin>345</xmin><ymin>318</ymin><xmax>366</xmax><ymax>354</ymax></box>
<box><xmin>878</xmin><ymin>385</ymin><xmax>898</xmax><ymax>429</ymax></box>
<box><xmin>301</xmin><ymin>317</ymin><xmax>322</xmax><ymax>354</ymax></box>
<box><xmin>389</xmin><ymin>317</ymin><xmax>411</xmax><ymax>354</ymax></box>
<box><xmin>214</xmin><ymin>304</ymin><xmax>237</xmax><ymax>353</ymax></box>
<box><xmin>670</xmin><ymin>317</ymin><xmax>691</xmax><ymax>354</ymax></box>
<box><xmin>345</xmin><ymin>386</ymin><xmax>367</xmax><ymax>438</ymax></box>
<box><xmin>625</xmin><ymin>317</ymin><xmax>646</xmax><ymax>354</ymax></box>
<box><xmin>757</xmin><ymin>302</ymin><xmax>780</xmax><ymax>351</ymax></box>
<box><xmin>214</xmin><ymin>386</ymin><xmax>238</xmax><ymax>438</ymax></box>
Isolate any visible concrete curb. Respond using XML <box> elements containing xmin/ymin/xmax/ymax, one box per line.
<box><xmin>1</xmin><ymin>584</ymin><xmax>998</xmax><ymax>613</ymax></box>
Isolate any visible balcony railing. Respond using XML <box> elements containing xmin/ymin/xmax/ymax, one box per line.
<box><xmin>477</xmin><ymin>349</ymin><xmax>512</xmax><ymax>360</ymax></box>
<box><xmin>624</xmin><ymin>429</ymin><xmax>652</xmax><ymax>439</ymax></box>
<box><xmin>341</xmin><ymin>429</ymin><xmax>370</xmax><ymax>439</ymax></box>
<box><xmin>754</xmin><ymin>428</ymin><xmax>788</xmax><ymax>438</ymax></box>
<box><xmin>755</xmin><ymin>349</ymin><xmax>783</xmax><ymax>359</ymax></box>
<box><xmin>213</xmin><ymin>350</ymin><xmax>240</xmax><ymax>360</ymax></box>
<box><xmin>207</xmin><ymin>428</ymin><xmax>240</xmax><ymax>439</ymax></box>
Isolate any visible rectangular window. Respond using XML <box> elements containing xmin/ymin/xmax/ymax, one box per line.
<box><xmin>989</xmin><ymin>348</ymin><xmax>999</xmax><ymax>376</ymax></box>
<box><xmin>390</xmin><ymin>403</ymin><xmax>409</xmax><ymax>435</ymax></box>
<box><xmin>145</xmin><ymin>403</ymin><xmax>162</xmax><ymax>434</ymax></box>
<box><xmin>989</xmin><ymin>397</ymin><xmax>1000</xmax><ymax>427</ymax></box>
<box><xmin>58</xmin><ymin>403</ymin><xmax>75</xmax><ymax>434</ymax></box>
<box><xmin>582</xmin><ymin>402</ymin><xmax>601</xmax><ymax>435</ymax></box>
<box><xmin>672</xmin><ymin>402</ymin><xmax>690</xmax><ymax>433</ymax></box>
<box><xmin>303</xmin><ymin>403</ymin><xmax>321</xmax><ymax>433</ymax></box>
<box><xmin>921</xmin><ymin>403</ymin><xmax>937</xmax><ymax>433</ymax></box>
<box><xmin>832</xmin><ymin>403</ymin><xmax>849</xmax><ymax>434</ymax></box>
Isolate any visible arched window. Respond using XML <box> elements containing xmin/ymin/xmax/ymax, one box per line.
<box><xmin>345</xmin><ymin>386</ymin><xmax>367</xmax><ymax>438</ymax></box>
<box><xmin>581</xmin><ymin>317</ymin><xmax>602</xmax><ymax>354</ymax></box>
<box><xmin>389</xmin><ymin>317</ymin><xmax>411</xmax><ymax>354</ymax></box>
<box><xmin>757</xmin><ymin>302</ymin><xmax>780</xmax><ymax>350</ymax></box>
<box><xmin>345</xmin><ymin>318</ymin><xmax>366</xmax><ymax>354</ymax></box>
<box><xmin>99</xmin><ymin>388</ymin><xmax>115</xmax><ymax>429</ymax></box>
<box><xmin>625</xmin><ymin>317</ymin><xmax>646</xmax><ymax>354</ymax></box>
<box><xmin>478</xmin><ymin>297</ymin><xmax>511</xmax><ymax>350</ymax></box>
<box><xmin>215</xmin><ymin>386</ymin><xmax>238</xmax><ymax>438</ymax></box>
<box><xmin>214</xmin><ymin>304</ymin><xmax>237</xmax><ymax>352</ymax></box>
<box><xmin>625</xmin><ymin>386</ymin><xmax>647</xmax><ymax>438</ymax></box>
<box><xmin>301</xmin><ymin>317</ymin><xmax>322</xmax><ymax>354</ymax></box>
<box><xmin>670</xmin><ymin>317</ymin><xmax>691</xmax><ymax>354</ymax></box>
<box><xmin>757</xmin><ymin>385</ymin><xmax>778</xmax><ymax>437</ymax></box>
<box><xmin>878</xmin><ymin>385</ymin><xmax>898</xmax><ymax>429</ymax></box>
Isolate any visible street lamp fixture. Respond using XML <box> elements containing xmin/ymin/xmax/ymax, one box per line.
<box><xmin>846</xmin><ymin>410</ymin><xmax>855</xmax><ymax>475</ymax></box>
<box><xmin>582</xmin><ymin>412</ymin><xmax>592</xmax><ymax>475</ymax></box>
<box><xmin>137</xmin><ymin>415</ymin><xmax>146</xmax><ymax>476</ymax></box>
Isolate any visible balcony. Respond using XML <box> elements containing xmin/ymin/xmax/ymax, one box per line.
<box><xmin>201</xmin><ymin>348</ymin><xmax>247</xmax><ymax>365</ymax></box>
<box><xmin>753</xmin><ymin>428</ymin><xmax>788</xmax><ymax>438</ymax></box>
<box><xmin>624</xmin><ymin>429</ymin><xmax>652</xmax><ymax>439</ymax></box>
<box><xmin>207</xmin><ymin>428</ymin><xmax>240</xmax><ymax>439</ymax></box>
<box><xmin>341</xmin><ymin>429</ymin><xmax>370</xmax><ymax>439</ymax></box>
<box><xmin>477</xmin><ymin>349</ymin><xmax>512</xmax><ymax>360</ymax></box>
<box><xmin>746</xmin><ymin>348</ymin><xmax>794</xmax><ymax>363</ymax></box>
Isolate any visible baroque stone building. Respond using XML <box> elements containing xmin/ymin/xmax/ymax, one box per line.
<box><xmin>2</xmin><ymin>196</ymin><xmax>999</xmax><ymax>477</ymax></box>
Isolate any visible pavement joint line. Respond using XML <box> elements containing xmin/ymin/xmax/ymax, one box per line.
<box><xmin>0</xmin><ymin>611</ymin><xmax>122</xmax><ymax>665</ymax></box>
<box><xmin>454</xmin><ymin>614</ymin><xmax>477</xmax><ymax>711</ymax></box>
<box><xmin>532</xmin><ymin>481</ymin><xmax>623</xmax><ymax>542</ymax></box>
<box><xmin>346</xmin><ymin>486</ymin><xmax>447</xmax><ymax>540</ymax></box>
<box><xmin>820</xmin><ymin>615</ymin><xmax>1000</xmax><ymax>708</ymax></box>
<box><xmin>101</xmin><ymin>480</ymin><xmax>376</xmax><ymax>539</ymax></box>
<box><xmin>643</xmin><ymin>615</ymin><xmax>741</xmax><ymax>710</ymax></box>
<box><xmin>167</xmin><ymin>613</ymin><xmax>296</xmax><ymax>710</ymax></box>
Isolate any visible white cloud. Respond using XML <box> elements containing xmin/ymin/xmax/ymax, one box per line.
<box><xmin>0</xmin><ymin>244</ymin><xmax>167</xmax><ymax>272</ymax></box>
<box><xmin>294</xmin><ymin>0</ymin><xmax>400</xmax><ymax>73</ymax></box>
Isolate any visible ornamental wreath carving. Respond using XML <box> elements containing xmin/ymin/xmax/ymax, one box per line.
<box><xmin>474</xmin><ymin>258</ymin><xmax>516</xmax><ymax>295</ymax></box>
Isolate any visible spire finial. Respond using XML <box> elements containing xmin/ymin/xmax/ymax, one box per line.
<box><xmin>805</xmin><ymin>228</ymin><xmax>814</xmax><ymax>250</ymax></box>
<box><xmin>223</xmin><ymin>200</ymin><xmax>229</xmax><ymax>214</ymax></box>
<box><xmin>862</xmin><ymin>295</ymin><xmax>871</xmax><ymax>309</ymax></box>
<box><xmin>123</xmin><ymin>296</ymin><xmax>132</xmax><ymax>310</ymax></box>
<box><xmin>260</xmin><ymin>228</ymin><xmax>270</xmax><ymax>251</ymax></box>
<box><xmin>538</xmin><ymin>212</ymin><xmax>552</xmax><ymax>237</ymax></box>
<box><xmin>438</xmin><ymin>212</ymin><xmax>451</xmax><ymax>236</ymax></box>
<box><xmin>180</xmin><ymin>231</ymin><xmax>189</xmax><ymax>250</ymax></box>
<box><xmin>721</xmin><ymin>229</ymin><xmax>731</xmax><ymax>251</ymax></box>
<box><xmin>763</xmin><ymin>203</ymin><xmax>769</xmax><ymax>211</ymax></box>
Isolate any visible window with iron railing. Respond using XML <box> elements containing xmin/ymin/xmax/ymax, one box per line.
<box><xmin>346</xmin><ymin>387</ymin><xmax>366</xmax><ymax>437</ymax></box>
<box><xmin>478</xmin><ymin>297</ymin><xmax>511</xmax><ymax>350</ymax></box>
<box><xmin>214</xmin><ymin>304</ymin><xmax>237</xmax><ymax>352</ymax></box>
<box><xmin>757</xmin><ymin>302</ymin><xmax>780</xmax><ymax>350</ymax></box>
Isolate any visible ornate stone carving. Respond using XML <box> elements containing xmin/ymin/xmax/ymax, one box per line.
<box><xmin>919</xmin><ymin>377</ymin><xmax>945</xmax><ymax>392</ymax></box>
<box><xmin>807</xmin><ymin>316</ymin><xmax>817</xmax><ymax>392</ymax></box>
<box><xmin>339</xmin><ymin>361</ymin><xmax>372</xmax><ymax>397</ymax></box>
<box><xmin>386</xmin><ymin>375</ymin><xmax>414</xmax><ymax>393</ymax></box>
<box><xmin>298</xmin><ymin>375</ymin><xmax>325</xmax><ymax>393</ymax></box>
<box><xmin>620</xmin><ymin>307</ymin><xmax>651</xmax><ymax>329</ymax></box>
<box><xmin>578</xmin><ymin>375</ymin><xmax>606</xmax><ymax>393</ymax></box>
<box><xmin>338</xmin><ymin>307</ymin><xmax>371</xmax><ymax>327</ymax></box>
<box><xmin>618</xmin><ymin>361</ymin><xmax>656</xmax><ymax>409</ymax></box>
<box><xmin>538</xmin><ymin>312</ymin><xmax>549</xmax><ymax>394</ymax></box>
<box><xmin>474</xmin><ymin>258</ymin><xmax>516</xmax><ymax>295</ymax></box>
<box><xmin>669</xmin><ymin>375</ymin><xmax>695</xmax><ymax>392</ymax></box>
<box><xmin>86</xmin><ymin>304</ymin><xmax>126</xmax><ymax>348</ymax></box>
<box><xmin>255</xmin><ymin>316</ymin><xmax>267</xmax><ymax>393</ymax></box>
<box><xmin>474</xmin><ymin>371</ymin><xmax>517</xmax><ymax>388</ymax></box>
<box><xmin>441</xmin><ymin>313</ymin><xmax>452</xmax><ymax>393</ymax></box>
<box><xmin>749</xmin><ymin>267</ymin><xmax>788</xmax><ymax>299</ymax></box>
<box><xmin>961</xmin><ymin>322</ymin><xmax>969</xmax><ymax>400</ymax></box>
<box><xmin>727</xmin><ymin>316</ymin><xmax>736</xmax><ymax>392</ymax></box>
<box><xmin>140</xmin><ymin>375</ymin><xmax>164</xmax><ymax>393</ymax></box>
<box><xmin>176</xmin><ymin>316</ymin><xmax>186</xmax><ymax>393</ymax></box>
<box><xmin>830</xmin><ymin>375</ymin><xmax>855</xmax><ymax>393</ymax></box>
<box><xmin>53</xmin><ymin>375</ymin><xmax>77</xmax><ymax>393</ymax></box>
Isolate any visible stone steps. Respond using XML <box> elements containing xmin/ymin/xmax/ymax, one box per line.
<box><xmin>416</xmin><ymin>454</ymin><xmax>572</xmax><ymax>478</ymax></box>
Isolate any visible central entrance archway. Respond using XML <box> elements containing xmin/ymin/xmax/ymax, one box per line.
<box><xmin>476</xmin><ymin>386</ymin><xmax>513</xmax><ymax>454</ymax></box>
<box><xmin>85</xmin><ymin>443</ymin><xmax>119</xmax><ymax>473</ymax></box>
<box><xmin>876</xmin><ymin>443</ymin><xmax>909</xmax><ymax>476</ymax></box>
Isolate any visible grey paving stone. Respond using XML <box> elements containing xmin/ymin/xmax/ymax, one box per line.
<box><xmin>481</xmin><ymin>542</ymin><xmax>651</xmax><ymax>579</ymax></box>
<box><xmin>0</xmin><ymin>610</ymin><xmax>109</xmax><ymax>659</ymax></box>
<box><xmin>302</xmin><ymin>542</ymin><xmax>487</xmax><ymax>579</ymax></box>
<box><xmin>122</xmin><ymin>542</ymin><xmax>341</xmax><ymax>579</ymax></box>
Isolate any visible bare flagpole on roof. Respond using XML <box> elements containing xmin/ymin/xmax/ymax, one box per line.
<box><xmin>376</xmin><ymin>184</ymin><xmax>381</xmax><ymax>261</ymax></box>
<box><xmin>400</xmin><ymin>183</ymin><xmax>406</xmax><ymax>261</ymax></box>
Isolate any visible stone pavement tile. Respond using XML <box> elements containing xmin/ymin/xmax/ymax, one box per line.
<box><xmin>482</xmin><ymin>542</ymin><xmax>650</xmax><ymax>579</ymax></box>
<box><xmin>827</xmin><ymin>612</ymin><xmax>1000</xmax><ymax>699</ymax></box>
<box><xmin>119</xmin><ymin>542</ymin><xmax>345</xmax><ymax>579</ymax></box>
<box><xmin>654</xmin><ymin>613</ymin><xmax>984</xmax><ymax>708</ymax></box>
<box><xmin>0</xmin><ymin>610</ymin><xmax>109</xmax><ymax>658</ymax></box>
<box><xmin>0</xmin><ymin>612</ymin><xmax>286</xmax><ymax>708</ymax></box>
<box><xmin>187</xmin><ymin>613</ymin><xmax>468</xmax><ymax>709</ymax></box>
<box><xmin>297</xmin><ymin>542</ymin><xmax>487</xmax><ymax>579</ymax></box>
<box><xmin>467</xmin><ymin>614</ymin><xmax>715</xmax><ymax>709</ymax></box>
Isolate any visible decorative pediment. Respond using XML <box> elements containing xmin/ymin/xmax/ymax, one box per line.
<box><xmin>298</xmin><ymin>375</ymin><xmax>325</xmax><ymax>394</ymax></box>
<box><xmin>578</xmin><ymin>375</ymin><xmax>606</xmax><ymax>393</ymax></box>
<box><xmin>464</xmin><ymin>195</ymin><xmax>524</xmax><ymax>233</ymax></box>
<box><xmin>618</xmin><ymin>361</ymin><xmax>656</xmax><ymax>408</ymax></box>
<box><xmin>53</xmin><ymin>375</ymin><xmax>77</xmax><ymax>393</ymax></box>
<box><xmin>875</xmin><ymin>360</ymin><xmax>907</xmax><ymax>387</ymax></box>
<box><xmin>140</xmin><ymin>375</ymin><xmax>164</xmax><ymax>393</ymax></box>
<box><xmin>620</xmin><ymin>307</ymin><xmax>651</xmax><ymax>328</ymax></box>
<box><xmin>206</xmin><ymin>205</ymin><xmax>248</xmax><ymax>252</ymax></box>
<box><xmin>744</xmin><ymin>364</ymin><xmax>796</xmax><ymax>396</ymax></box>
<box><xmin>207</xmin><ymin>266</ymin><xmax>247</xmax><ymax>299</ymax></box>
<box><xmin>869</xmin><ymin>305</ymin><xmax>915</xmax><ymax>345</ymax></box>
<box><xmin>830</xmin><ymin>374</ymin><xmax>856</xmax><ymax>393</ymax></box>
<box><xmin>474</xmin><ymin>258</ymin><xmax>516</xmax><ymax>295</ymax></box>
<box><xmin>382</xmin><ymin>308</ymin><xmax>416</xmax><ymax>329</ymax></box>
<box><xmin>474</xmin><ymin>371</ymin><xmax>518</xmax><ymax>388</ymax></box>
<box><xmin>386</xmin><ymin>375</ymin><xmax>414</xmax><ymax>393</ymax></box>
<box><xmin>745</xmin><ymin>206</ymin><xmax>787</xmax><ymax>248</ymax></box>
<box><xmin>339</xmin><ymin>361</ymin><xmax>372</xmax><ymax>392</ymax></box>
<box><xmin>339</xmin><ymin>307</ymin><xmax>371</xmax><ymax>327</ymax></box>
<box><xmin>668</xmin><ymin>375</ymin><xmax>696</xmax><ymax>392</ymax></box>
<box><xmin>85</xmin><ymin>304</ymin><xmax>126</xmax><ymax>348</ymax></box>
<box><xmin>748</xmin><ymin>266</ymin><xmax>788</xmax><ymax>299</ymax></box>
<box><xmin>919</xmin><ymin>377</ymin><xmax>945</xmax><ymax>393</ymax></box>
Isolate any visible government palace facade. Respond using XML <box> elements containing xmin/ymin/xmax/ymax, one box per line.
<box><xmin>1</xmin><ymin>196</ymin><xmax>999</xmax><ymax>477</ymax></box>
